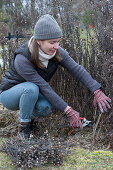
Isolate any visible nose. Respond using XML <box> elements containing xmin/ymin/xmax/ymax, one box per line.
<box><xmin>53</xmin><ymin>42</ymin><xmax>59</xmax><ymax>50</ymax></box>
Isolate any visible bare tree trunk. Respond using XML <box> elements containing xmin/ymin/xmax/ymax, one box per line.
<box><xmin>31</xmin><ymin>0</ymin><xmax>37</xmax><ymax>21</ymax></box>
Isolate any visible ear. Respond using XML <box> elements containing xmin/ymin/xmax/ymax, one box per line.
<box><xmin>36</xmin><ymin>40</ymin><xmax>41</xmax><ymax>45</ymax></box>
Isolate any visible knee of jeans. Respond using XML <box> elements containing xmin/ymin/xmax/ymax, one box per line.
<box><xmin>36</xmin><ymin>102</ymin><xmax>52</xmax><ymax>117</ymax></box>
<box><xmin>24</xmin><ymin>83</ymin><xmax>39</xmax><ymax>98</ymax></box>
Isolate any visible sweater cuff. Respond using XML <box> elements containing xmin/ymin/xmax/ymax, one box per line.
<box><xmin>64</xmin><ymin>106</ymin><xmax>71</xmax><ymax>113</ymax></box>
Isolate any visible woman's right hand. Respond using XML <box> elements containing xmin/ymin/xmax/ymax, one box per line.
<box><xmin>64</xmin><ymin>106</ymin><xmax>83</xmax><ymax>129</ymax></box>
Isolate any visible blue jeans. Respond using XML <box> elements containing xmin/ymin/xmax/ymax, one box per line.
<box><xmin>0</xmin><ymin>82</ymin><xmax>52</xmax><ymax>122</ymax></box>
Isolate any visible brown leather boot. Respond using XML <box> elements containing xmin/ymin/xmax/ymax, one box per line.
<box><xmin>18</xmin><ymin>122</ymin><xmax>32</xmax><ymax>140</ymax></box>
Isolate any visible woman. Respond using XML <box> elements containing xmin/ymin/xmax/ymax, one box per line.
<box><xmin>0</xmin><ymin>14</ymin><xmax>111</xmax><ymax>140</ymax></box>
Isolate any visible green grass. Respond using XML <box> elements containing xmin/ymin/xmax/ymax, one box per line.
<box><xmin>0</xmin><ymin>138</ymin><xmax>113</xmax><ymax>170</ymax></box>
<box><xmin>0</xmin><ymin>152</ymin><xmax>16</xmax><ymax>170</ymax></box>
<box><xmin>64</xmin><ymin>147</ymin><xmax>113</xmax><ymax>170</ymax></box>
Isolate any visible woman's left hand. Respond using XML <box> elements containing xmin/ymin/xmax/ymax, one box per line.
<box><xmin>93</xmin><ymin>89</ymin><xmax>111</xmax><ymax>113</ymax></box>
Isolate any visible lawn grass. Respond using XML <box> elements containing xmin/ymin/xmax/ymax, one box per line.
<box><xmin>0</xmin><ymin>137</ymin><xmax>113</xmax><ymax>170</ymax></box>
<box><xmin>64</xmin><ymin>147</ymin><xmax>113</xmax><ymax>170</ymax></box>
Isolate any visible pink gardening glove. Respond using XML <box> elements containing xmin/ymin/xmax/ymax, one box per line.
<box><xmin>93</xmin><ymin>89</ymin><xmax>111</xmax><ymax>113</ymax></box>
<box><xmin>64</xmin><ymin>106</ymin><xmax>83</xmax><ymax>129</ymax></box>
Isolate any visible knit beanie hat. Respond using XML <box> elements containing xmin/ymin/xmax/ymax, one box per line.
<box><xmin>33</xmin><ymin>14</ymin><xmax>63</xmax><ymax>40</ymax></box>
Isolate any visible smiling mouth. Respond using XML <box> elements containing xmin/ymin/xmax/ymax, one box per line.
<box><xmin>51</xmin><ymin>50</ymin><xmax>56</xmax><ymax>53</ymax></box>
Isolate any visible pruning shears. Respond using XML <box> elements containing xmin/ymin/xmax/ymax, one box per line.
<box><xmin>61</xmin><ymin>116</ymin><xmax>94</xmax><ymax>136</ymax></box>
<box><xmin>80</xmin><ymin>117</ymin><xmax>94</xmax><ymax>127</ymax></box>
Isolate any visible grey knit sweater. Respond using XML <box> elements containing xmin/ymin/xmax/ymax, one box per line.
<box><xmin>14</xmin><ymin>47</ymin><xmax>101</xmax><ymax>111</ymax></box>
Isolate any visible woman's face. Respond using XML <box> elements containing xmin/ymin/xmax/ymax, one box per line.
<box><xmin>37</xmin><ymin>38</ymin><xmax>61</xmax><ymax>55</ymax></box>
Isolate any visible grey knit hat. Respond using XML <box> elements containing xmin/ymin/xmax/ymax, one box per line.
<box><xmin>33</xmin><ymin>14</ymin><xmax>63</xmax><ymax>40</ymax></box>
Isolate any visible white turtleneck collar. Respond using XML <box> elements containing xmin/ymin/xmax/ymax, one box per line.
<box><xmin>39</xmin><ymin>48</ymin><xmax>56</xmax><ymax>68</ymax></box>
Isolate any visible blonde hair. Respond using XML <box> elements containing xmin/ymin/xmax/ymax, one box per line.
<box><xmin>28</xmin><ymin>36</ymin><xmax>62</xmax><ymax>68</ymax></box>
